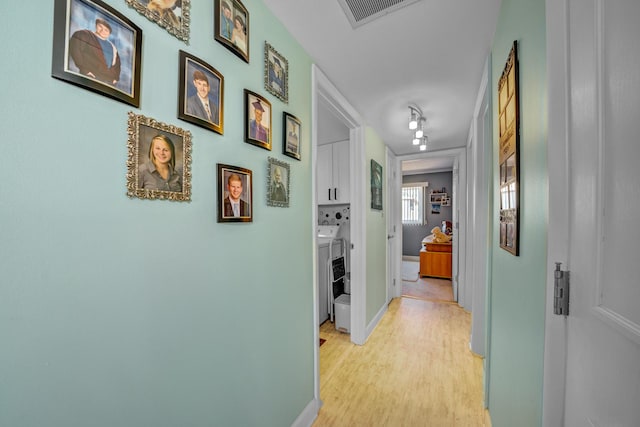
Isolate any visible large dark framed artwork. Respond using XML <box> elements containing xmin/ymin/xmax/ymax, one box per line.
<box><xmin>217</xmin><ymin>163</ymin><xmax>252</xmax><ymax>223</ymax></box>
<box><xmin>244</xmin><ymin>89</ymin><xmax>272</xmax><ymax>151</ymax></box>
<box><xmin>125</xmin><ymin>0</ymin><xmax>190</xmax><ymax>43</ymax></box>
<box><xmin>178</xmin><ymin>50</ymin><xmax>224</xmax><ymax>135</ymax></box>
<box><xmin>264</xmin><ymin>42</ymin><xmax>288</xmax><ymax>103</ymax></box>
<box><xmin>283</xmin><ymin>112</ymin><xmax>301</xmax><ymax>160</ymax></box>
<box><xmin>52</xmin><ymin>0</ymin><xmax>142</xmax><ymax>107</ymax></box>
<box><xmin>371</xmin><ymin>159</ymin><xmax>383</xmax><ymax>210</ymax></box>
<box><xmin>126</xmin><ymin>112</ymin><xmax>192</xmax><ymax>202</ymax></box>
<box><xmin>214</xmin><ymin>0</ymin><xmax>249</xmax><ymax>63</ymax></box>
<box><xmin>498</xmin><ymin>41</ymin><xmax>520</xmax><ymax>255</ymax></box>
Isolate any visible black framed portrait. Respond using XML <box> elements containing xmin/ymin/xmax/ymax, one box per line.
<box><xmin>371</xmin><ymin>159</ymin><xmax>383</xmax><ymax>210</ymax></box>
<box><xmin>178</xmin><ymin>50</ymin><xmax>224</xmax><ymax>134</ymax></box>
<box><xmin>217</xmin><ymin>164</ymin><xmax>252</xmax><ymax>222</ymax></box>
<box><xmin>52</xmin><ymin>0</ymin><xmax>142</xmax><ymax>107</ymax></box>
<box><xmin>244</xmin><ymin>89</ymin><xmax>272</xmax><ymax>151</ymax></box>
<box><xmin>126</xmin><ymin>112</ymin><xmax>192</xmax><ymax>202</ymax></box>
<box><xmin>214</xmin><ymin>0</ymin><xmax>249</xmax><ymax>63</ymax></box>
<box><xmin>283</xmin><ymin>112</ymin><xmax>301</xmax><ymax>160</ymax></box>
<box><xmin>264</xmin><ymin>42</ymin><xmax>288</xmax><ymax>103</ymax></box>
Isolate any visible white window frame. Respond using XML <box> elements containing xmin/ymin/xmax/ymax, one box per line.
<box><xmin>402</xmin><ymin>182</ymin><xmax>428</xmax><ymax>225</ymax></box>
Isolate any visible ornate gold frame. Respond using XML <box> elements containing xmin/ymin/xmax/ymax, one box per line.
<box><xmin>126</xmin><ymin>112</ymin><xmax>192</xmax><ymax>202</ymax></box>
<box><xmin>125</xmin><ymin>0</ymin><xmax>190</xmax><ymax>43</ymax></box>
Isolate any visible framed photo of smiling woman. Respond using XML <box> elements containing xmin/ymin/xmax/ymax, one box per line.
<box><xmin>178</xmin><ymin>50</ymin><xmax>224</xmax><ymax>135</ymax></box>
<box><xmin>126</xmin><ymin>112</ymin><xmax>192</xmax><ymax>202</ymax></box>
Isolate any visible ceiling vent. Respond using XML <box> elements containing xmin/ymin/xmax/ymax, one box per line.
<box><xmin>337</xmin><ymin>0</ymin><xmax>423</xmax><ymax>29</ymax></box>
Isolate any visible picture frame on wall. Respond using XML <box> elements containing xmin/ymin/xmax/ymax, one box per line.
<box><xmin>125</xmin><ymin>0</ymin><xmax>190</xmax><ymax>43</ymax></box>
<box><xmin>371</xmin><ymin>159</ymin><xmax>383</xmax><ymax>210</ymax></box>
<box><xmin>178</xmin><ymin>50</ymin><xmax>224</xmax><ymax>135</ymax></box>
<box><xmin>244</xmin><ymin>89</ymin><xmax>272</xmax><ymax>151</ymax></box>
<box><xmin>51</xmin><ymin>0</ymin><xmax>142</xmax><ymax>107</ymax></box>
<box><xmin>217</xmin><ymin>163</ymin><xmax>253</xmax><ymax>222</ymax></box>
<box><xmin>283</xmin><ymin>112</ymin><xmax>301</xmax><ymax>160</ymax></box>
<box><xmin>214</xmin><ymin>0</ymin><xmax>249</xmax><ymax>63</ymax></box>
<box><xmin>498</xmin><ymin>41</ymin><xmax>520</xmax><ymax>256</ymax></box>
<box><xmin>264</xmin><ymin>42</ymin><xmax>288</xmax><ymax>103</ymax></box>
<box><xmin>126</xmin><ymin>112</ymin><xmax>192</xmax><ymax>202</ymax></box>
<box><xmin>267</xmin><ymin>157</ymin><xmax>290</xmax><ymax>208</ymax></box>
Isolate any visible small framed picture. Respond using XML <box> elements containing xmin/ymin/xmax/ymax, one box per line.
<box><xmin>267</xmin><ymin>157</ymin><xmax>290</xmax><ymax>208</ymax></box>
<box><xmin>217</xmin><ymin>164</ymin><xmax>252</xmax><ymax>222</ymax></box>
<box><xmin>264</xmin><ymin>42</ymin><xmax>288</xmax><ymax>103</ymax></box>
<box><xmin>126</xmin><ymin>112</ymin><xmax>192</xmax><ymax>202</ymax></box>
<box><xmin>51</xmin><ymin>0</ymin><xmax>142</xmax><ymax>107</ymax></box>
<box><xmin>178</xmin><ymin>50</ymin><xmax>224</xmax><ymax>134</ymax></box>
<box><xmin>214</xmin><ymin>0</ymin><xmax>249</xmax><ymax>63</ymax></box>
<box><xmin>370</xmin><ymin>159</ymin><xmax>383</xmax><ymax>210</ymax></box>
<box><xmin>125</xmin><ymin>0</ymin><xmax>190</xmax><ymax>43</ymax></box>
<box><xmin>283</xmin><ymin>112</ymin><xmax>301</xmax><ymax>161</ymax></box>
<box><xmin>244</xmin><ymin>89</ymin><xmax>272</xmax><ymax>150</ymax></box>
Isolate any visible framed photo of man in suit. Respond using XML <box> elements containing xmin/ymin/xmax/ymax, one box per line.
<box><xmin>52</xmin><ymin>0</ymin><xmax>142</xmax><ymax>107</ymax></box>
<box><xmin>217</xmin><ymin>164</ymin><xmax>252</xmax><ymax>223</ymax></box>
<box><xmin>178</xmin><ymin>50</ymin><xmax>224</xmax><ymax>135</ymax></box>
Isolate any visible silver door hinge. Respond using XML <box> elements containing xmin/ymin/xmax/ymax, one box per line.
<box><xmin>554</xmin><ymin>262</ymin><xmax>570</xmax><ymax>316</ymax></box>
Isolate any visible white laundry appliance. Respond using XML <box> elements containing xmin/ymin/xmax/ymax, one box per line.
<box><xmin>317</xmin><ymin>225</ymin><xmax>345</xmax><ymax>325</ymax></box>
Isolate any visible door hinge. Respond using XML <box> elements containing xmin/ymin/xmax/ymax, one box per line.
<box><xmin>554</xmin><ymin>262</ymin><xmax>570</xmax><ymax>316</ymax></box>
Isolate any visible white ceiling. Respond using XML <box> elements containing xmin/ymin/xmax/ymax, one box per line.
<box><xmin>263</xmin><ymin>0</ymin><xmax>500</xmax><ymax>171</ymax></box>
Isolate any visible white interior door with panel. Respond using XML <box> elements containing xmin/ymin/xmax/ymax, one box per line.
<box><xmin>544</xmin><ymin>1</ymin><xmax>640</xmax><ymax>425</ymax></box>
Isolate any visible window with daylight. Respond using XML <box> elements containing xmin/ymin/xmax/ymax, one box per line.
<box><xmin>402</xmin><ymin>183</ymin><xmax>427</xmax><ymax>225</ymax></box>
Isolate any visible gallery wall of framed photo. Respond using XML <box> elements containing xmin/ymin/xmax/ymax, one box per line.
<box><xmin>2</xmin><ymin>1</ymin><xmax>316</xmax><ymax>426</ymax></box>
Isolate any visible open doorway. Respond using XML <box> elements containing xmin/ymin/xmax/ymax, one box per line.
<box><xmin>311</xmin><ymin>65</ymin><xmax>366</xmax><ymax>411</ymax></box>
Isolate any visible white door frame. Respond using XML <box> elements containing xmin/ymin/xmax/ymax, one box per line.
<box><xmin>311</xmin><ymin>64</ymin><xmax>367</xmax><ymax>407</ymax></box>
<box><xmin>386</xmin><ymin>149</ymin><xmax>402</xmax><ymax>300</ymax></box>
<box><xmin>542</xmin><ymin>0</ymin><xmax>570</xmax><ymax>423</ymax></box>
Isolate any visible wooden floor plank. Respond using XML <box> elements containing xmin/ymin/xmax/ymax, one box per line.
<box><xmin>315</xmin><ymin>297</ymin><xmax>487</xmax><ymax>426</ymax></box>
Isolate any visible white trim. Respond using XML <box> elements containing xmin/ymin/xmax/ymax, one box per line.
<box><xmin>543</xmin><ymin>0</ymin><xmax>570</xmax><ymax>424</ymax></box>
<box><xmin>291</xmin><ymin>398</ymin><xmax>321</xmax><ymax>427</ymax></box>
<box><xmin>366</xmin><ymin>301</ymin><xmax>388</xmax><ymax>339</ymax></box>
<box><xmin>311</xmin><ymin>66</ymin><xmax>368</xmax><ymax>413</ymax></box>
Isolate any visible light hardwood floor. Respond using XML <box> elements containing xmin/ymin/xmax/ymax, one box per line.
<box><xmin>315</xmin><ymin>297</ymin><xmax>487</xmax><ymax>426</ymax></box>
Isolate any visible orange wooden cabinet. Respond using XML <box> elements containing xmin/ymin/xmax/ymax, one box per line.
<box><xmin>419</xmin><ymin>241</ymin><xmax>452</xmax><ymax>279</ymax></box>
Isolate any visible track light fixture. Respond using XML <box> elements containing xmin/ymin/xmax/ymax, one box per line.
<box><xmin>408</xmin><ymin>105</ymin><xmax>423</xmax><ymax>130</ymax></box>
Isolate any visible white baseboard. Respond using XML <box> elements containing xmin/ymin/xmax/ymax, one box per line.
<box><xmin>365</xmin><ymin>302</ymin><xmax>388</xmax><ymax>341</ymax></box>
<box><xmin>402</xmin><ymin>255</ymin><xmax>419</xmax><ymax>262</ymax></box>
<box><xmin>291</xmin><ymin>398</ymin><xmax>320</xmax><ymax>427</ymax></box>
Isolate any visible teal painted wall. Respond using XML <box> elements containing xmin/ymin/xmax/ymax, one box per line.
<box><xmin>0</xmin><ymin>1</ymin><xmax>314</xmax><ymax>426</ymax></box>
<box><xmin>488</xmin><ymin>0</ymin><xmax>548</xmax><ymax>425</ymax></box>
<box><xmin>365</xmin><ymin>128</ymin><xmax>388</xmax><ymax>325</ymax></box>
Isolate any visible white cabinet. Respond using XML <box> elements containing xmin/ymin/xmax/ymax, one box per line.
<box><xmin>317</xmin><ymin>140</ymin><xmax>350</xmax><ymax>204</ymax></box>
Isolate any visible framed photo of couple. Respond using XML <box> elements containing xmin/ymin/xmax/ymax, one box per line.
<box><xmin>214</xmin><ymin>0</ymin><xmax>249</xmax><ymax>63</ymax></box>
<box><xmin>51</xmin><ymin>0</ymin><xmax>142</xmax><ymax>107</ymax></box>
<box><xmin>217</xmin><ymin>164</ymin><xmax>253</xmax><ymax>223</ymax></box>
<box><xmin>178</xmin><ymin>50</ymin><xmax>224</xmax><ymax>135</ymax></box>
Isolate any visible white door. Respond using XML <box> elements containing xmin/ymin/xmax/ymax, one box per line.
<box><xmin>544</xmin><ymin>1</ymin><xmax>640</xmax><ymax>425</ymax></box>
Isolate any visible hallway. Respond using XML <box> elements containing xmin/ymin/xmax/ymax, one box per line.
<box><xmin>314</xmin><ymin>297</ymin><xmax>487</xmax><ymax>426</ymax></box>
